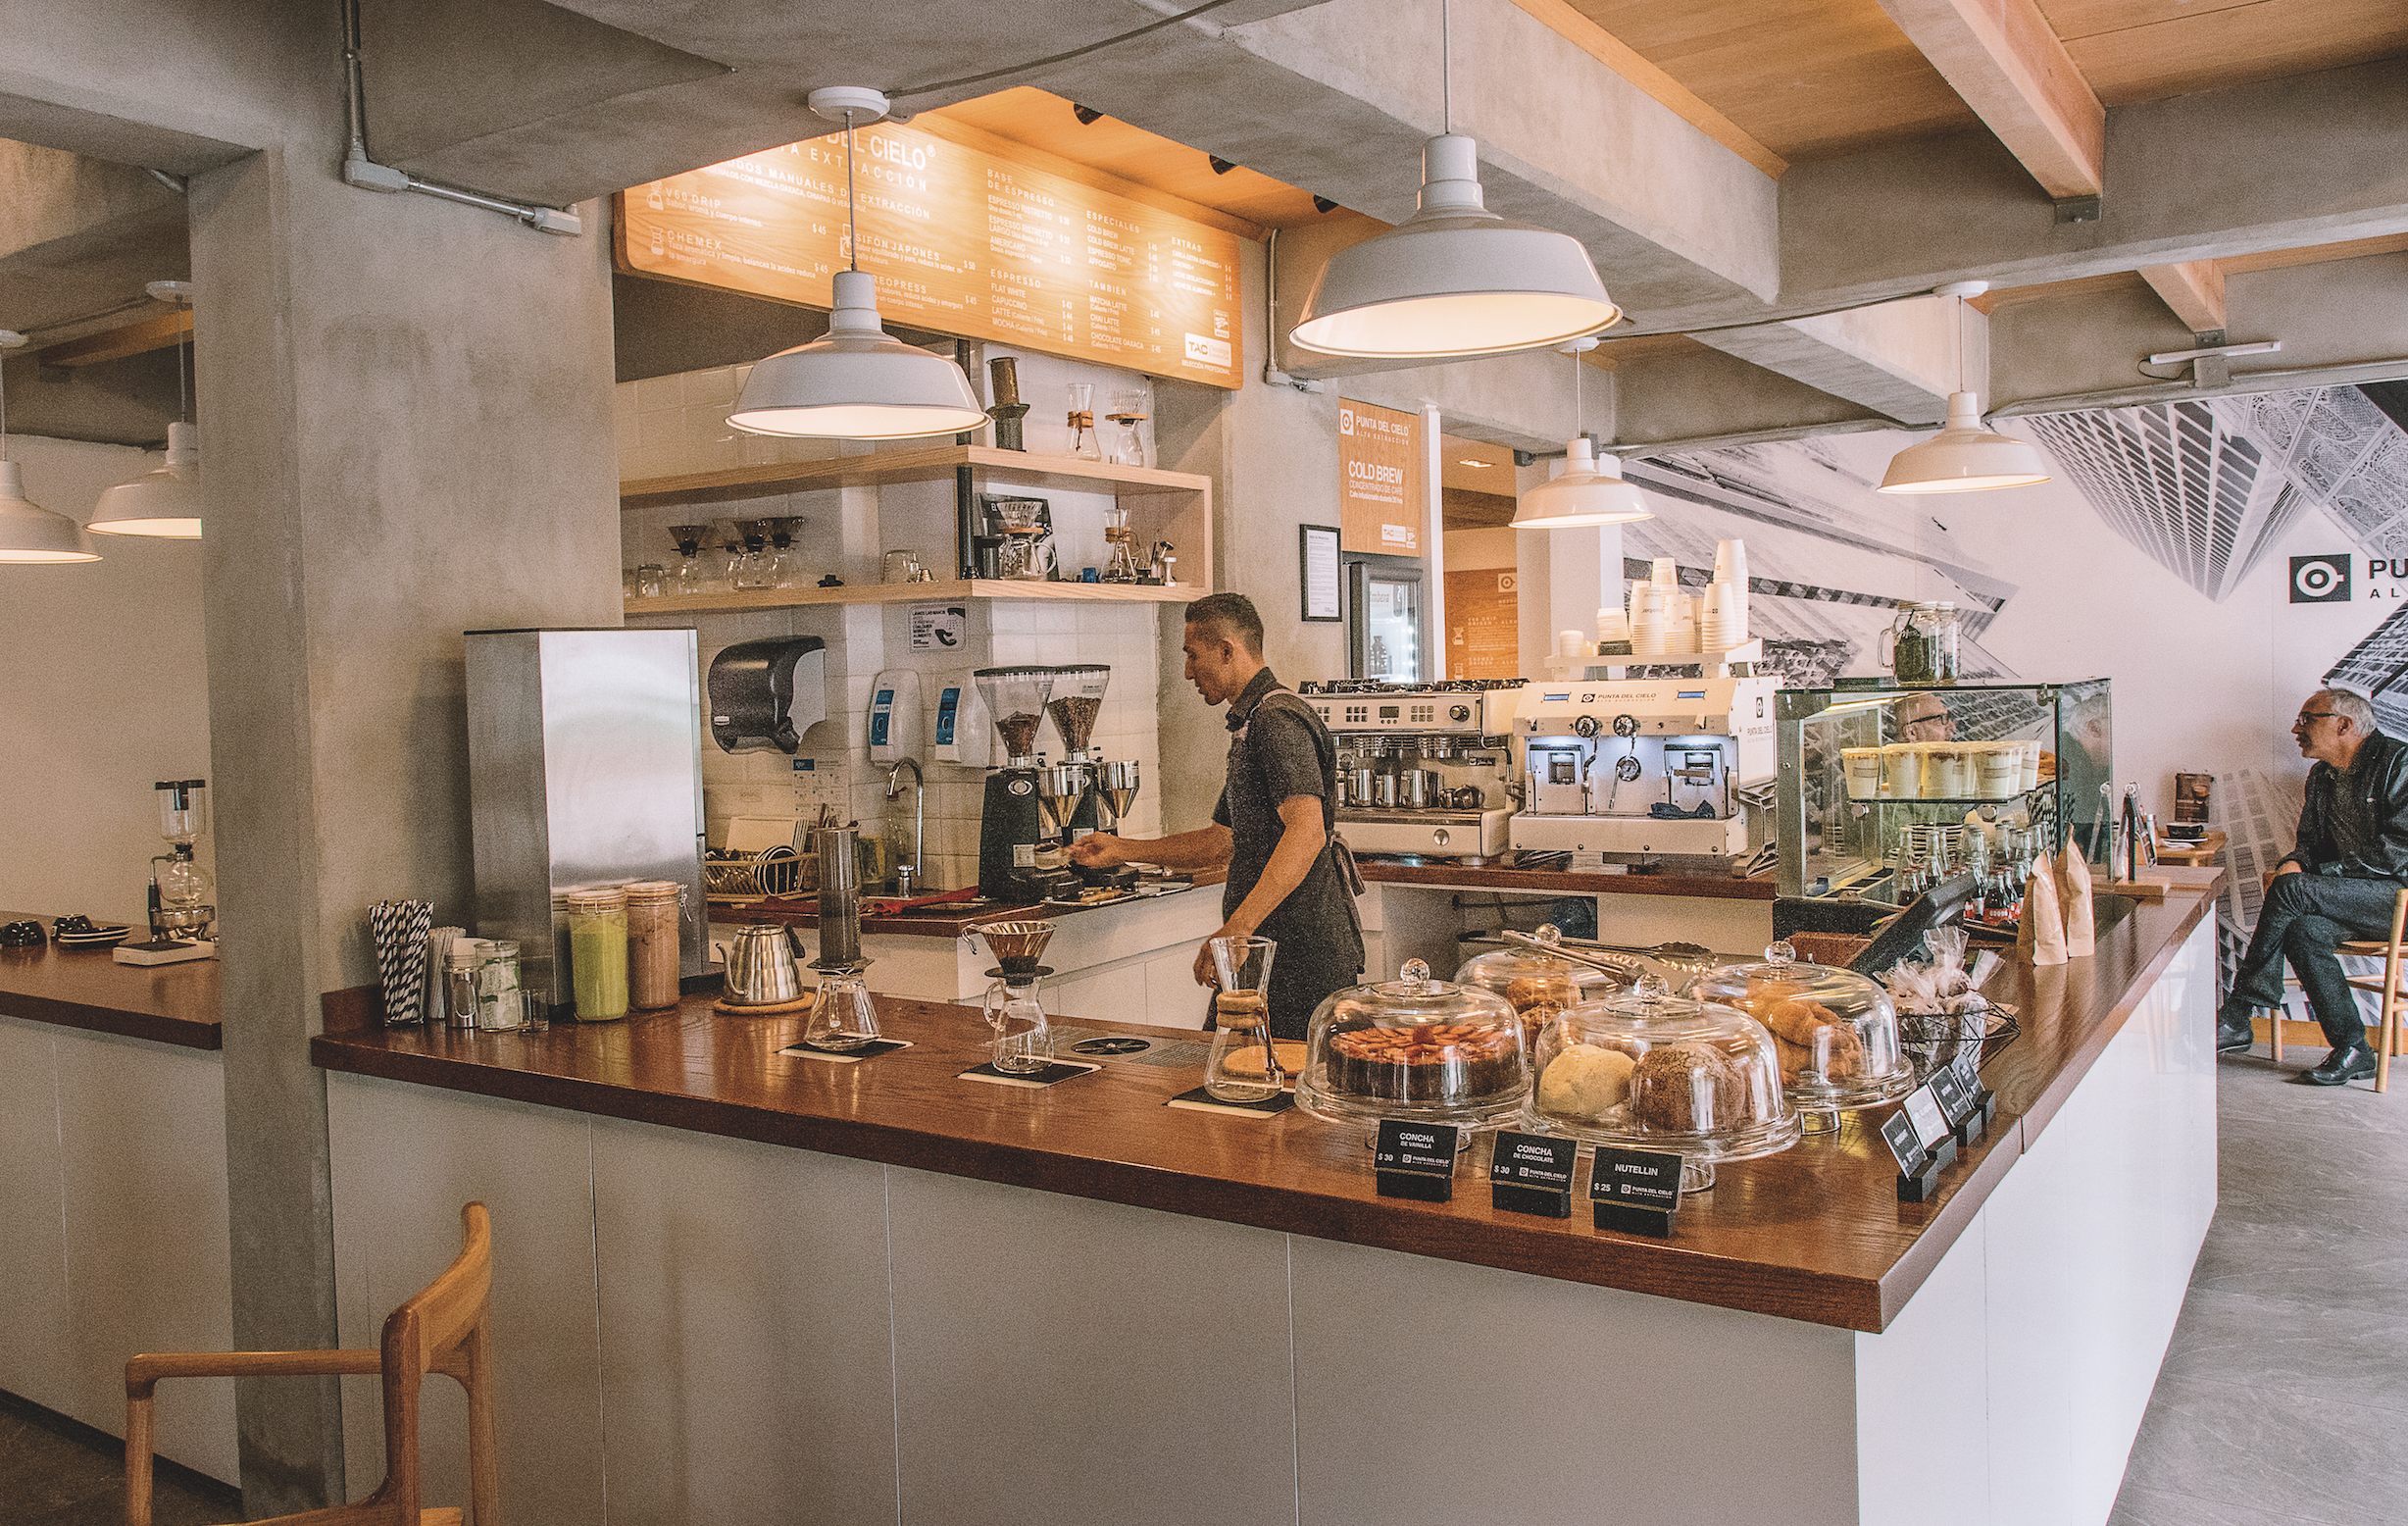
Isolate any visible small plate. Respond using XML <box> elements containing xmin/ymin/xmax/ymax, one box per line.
<box><xmin>55</xmin><ymin>929</ymin><xmax>132</xmax><ymax>947</ymax></box>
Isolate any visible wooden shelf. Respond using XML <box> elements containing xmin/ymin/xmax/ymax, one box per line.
<box><xmin>620</xmin><ymin>444</ymin><xmax>1211</xmax><ymax>511</ymax></box>
<box><xmin>626</xmin><ymin>579</ymin><xmax>1201</xmax><ymax>616</ymax></box>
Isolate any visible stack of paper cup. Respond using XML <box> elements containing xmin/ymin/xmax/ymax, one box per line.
<box><xmin>1700</xmin><ymin>581</ymin><xmax>1747</xmax><ymax>651</ymax></box>
<box><xmin>1714</xmin><ymin>539</ymin><xmax>1747</xmax><ymax>588</ymax></box>
<box><xmin>1596</xmin><ymin>604</ymin><xmax>1630</xmax><ymax>646</ymax></box>
<box><xmin>1630</xmin><ymin>586</ymin><xmax>1669</xmax><ymax>654</ymax></box>
<box><xmin>1558</xmin><ymin>629</ymin><xmax>1590</xmax><ymax>657</ymax></box>
<box><xmin>1651</xmin><ymin>557</ymin><xmax>1679</xmax><ymax>588</ymax></box>
<box><xmin>1666</xmin><ymin>589</ymin><xmax>1700</xmax><ymax>652</ymax></box>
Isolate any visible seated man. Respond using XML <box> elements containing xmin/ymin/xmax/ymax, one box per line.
<box><xmin>2218</xmin><ymin>688</ymin><xmax>2408</xmax><ymax>1086</ymax></box>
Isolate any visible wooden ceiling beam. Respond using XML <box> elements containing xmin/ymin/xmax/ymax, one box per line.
<box><xmin>2137</xmin><ymin>261</ymin><xmax>2227</xmax><ymax>335</ymax></box>
<box><xmin>1505</xmin><ymin>0</ymin><xmax>1788</xmax><ymax>178</ymax></box>
<box><xmin>31</xmin><ymin>308</ymin><xmax>191</xmax><ymax>369</ymax></box>
<box><xmin>1873</xmin><ymin>0</ymin><xmax>2105</xmax><ymax>198</ymax></box>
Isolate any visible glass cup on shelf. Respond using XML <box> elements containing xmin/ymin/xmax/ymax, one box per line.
<box><xmin>634</xmin><ymin>563</ymin><xmax>666</xmax><ymax>599</ymax></box>
<box><xmin>883</xmin><ymin>549</ymin><xmax>923</xmax><ymax>585</ymax></box>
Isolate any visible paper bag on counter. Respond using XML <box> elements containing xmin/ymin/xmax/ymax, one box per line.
<box><xmin>2020</xmin><ymin>866</ymin><xmax>2068</xmax><ymax>965</ymax></box>
<box><xmin>2058</xmin><ymin>845</ymin><xmax>2095</xmax><ymax>956</ymax></box>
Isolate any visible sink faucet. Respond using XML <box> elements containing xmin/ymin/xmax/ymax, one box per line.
<box><xmin>885</xmin><ymin>757</ymin><xmax>925</xmax><ymax>893</ymax></box>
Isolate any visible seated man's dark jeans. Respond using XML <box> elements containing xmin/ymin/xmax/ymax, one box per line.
<box><xmin>2224</xmin><ymin>872</ymin><xmax>2402</xmax><ymax>1047</ymax></box>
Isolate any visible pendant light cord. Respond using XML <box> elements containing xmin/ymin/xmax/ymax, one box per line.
<box><xmin>1441</xmin><ymin>0</ymin><xmax>1452</xmax><ymax>136</ymax></box>
<box><xmin>844</xmin><ymin>110</ymin><xmax>861</xmax><ymax>273</ymax></box>
<box><xmin>884</xmin><ymin>0</ymin><xmax>1250</xmax><ymax>100</ymax></box>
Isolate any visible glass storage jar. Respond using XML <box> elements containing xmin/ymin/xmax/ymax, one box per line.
<box><xmin>1684</xmin><ymin>941</ymin><xmax>1914</xmax><ymax>1116</ymax></box>
<box><xmin>565</xmin><ymin>888</ymin><xmax>629</xmax><ymax>1023</ymax></box>
<box><xmin>1524</xmin><ymin>974</ymin><xmax>1799</xmax><ymax>1181</ymax></box>
<box><xmin>623</xmin><ymin>880</ymin><xmax>683</xmax><ymax>1011</ymax></box>
<box><xmin>1452</xmin><ymin>925</ymin><xmax>1630</xmax><ymax>1038</ymax></box>
<box><xmin>1296</xmin><ymin>959</ymin><xmax>1531</xmax><ymax>1131</ymax></box>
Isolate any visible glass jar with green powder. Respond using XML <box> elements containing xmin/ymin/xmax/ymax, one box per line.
<box><xmin>566</xmin><ymin>888</ymin><xmax>630</xmax><ymax>1022</ymax></box>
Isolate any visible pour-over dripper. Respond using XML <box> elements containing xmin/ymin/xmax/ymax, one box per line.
<box><xmin>976</xmin><ymin>919</ymin><xmax>1058</xmax><ymax>978</ymax></box>
<box><xmin>1046</xmin><ymin>665</ymin><xmax>1110</xmax><ymax>759</ymax></box>
<box><xmin>975</xmin><ymin>667</ymin><xmax>1055</xmax><ymax>763</ymax></box>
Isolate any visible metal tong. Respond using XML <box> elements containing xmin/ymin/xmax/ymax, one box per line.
<box><xmin>1498</xmin><ymin>930</ymin><xmax>1644</xmax><ymax>979</ymax></box>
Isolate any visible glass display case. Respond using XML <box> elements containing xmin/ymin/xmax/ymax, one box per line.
<box><xmin>1774</xmin><ymin>679</ymin><xmax>2111</xmax><ymax>902</ymax></box>
<box><xmin>1296</xmin><ymin>959</ymin><xmax>1531</xmax><ymax>1131</ymax></box>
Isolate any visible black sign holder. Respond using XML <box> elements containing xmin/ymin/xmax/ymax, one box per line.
<box><xmin>1588</xmin><ymin>1144</ymin><xmax>1684</xmax><ymax>1237</ymax></box>
<box><xmin>1374</xmin><ymin>1119</ymin><xmax>1461</xmax><ymax>1202</ymax></box>
<box><xmin>1929</xmin><ymin>1067</ymin><xmax>1997</xmax><ymax>1149</ymax></box>
<box><xmin>1881</xmin><ymin>1085</ymin><xmax>1960</xmax><ymax>1202</ymax></box>
<box><xmin>1488</xmin><ymin>1129</ymin><xmax>1579</xmax><ymax>1218</ymax></box>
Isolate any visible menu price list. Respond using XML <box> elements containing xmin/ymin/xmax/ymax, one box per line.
<box><xmin>618</xmin><ymin>123</ymin><xmax>1243</xmax><ymax>389</ymax></box>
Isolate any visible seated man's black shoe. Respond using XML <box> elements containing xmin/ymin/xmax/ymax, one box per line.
<box><xmin>2216</xmin><ymin>1011</ymin><xmax>2256</xmax><ymax>1053</ymax></box>
<box><xmin>2296</xmin><ymin>1043</ymin><xmax>2379</xmax><ymax>1086</ymax></box>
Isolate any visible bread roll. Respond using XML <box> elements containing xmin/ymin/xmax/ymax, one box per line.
<box><xmin>1536</xmin><ymin>1043</ymin><xmax>1634</xmax><ymax>1117</ymax></box>
<box><xmin>1631</xmin><ymin>1043</ymin><xmax>1744</xmax><ymax>1131</ymax></box>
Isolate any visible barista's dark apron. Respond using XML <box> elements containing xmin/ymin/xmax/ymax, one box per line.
<box><xmin>1216</xmin><ymin>689</ymin><xmax>1365</xmax><ymax>1041</ymax></box>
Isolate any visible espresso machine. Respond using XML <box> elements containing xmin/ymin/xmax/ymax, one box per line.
<box><xmin>975</xmin><ymin>666</ymin><xmax>1079</xmax><ymax>902</ymax></box>
<box><xmin>1297</xmin><ymin>680</ymin><xmax>1522</xmax><ymax>861</ymax></box>
<box><xmin>1508</xmin><ymin>676</ymin><xmax>1778</xmax><ymax>865</ymax></box>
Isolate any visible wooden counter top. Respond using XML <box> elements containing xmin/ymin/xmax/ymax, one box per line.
<box><xmin>312</xmin><ymin>873</ymin><xmax>2219</xmax><ymax>1333</ymax></box>
<box><xmin>716</xmin><ymin>882</ymin><xmax>1213</xmax><ymax>939</ymax></box>
<box><xmin>1358</xmin><ymin>856</ymin><xmax>1777</xmax><ymax>899</ymax></box>
<box><xmin>0</xmin><ymin>913</ymin><xmax>222</xmax><ymax>1050</ymax></box>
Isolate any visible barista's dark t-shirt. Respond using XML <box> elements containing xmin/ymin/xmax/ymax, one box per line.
<box><xmin>1213</xmin><ymin>668</ymin><xmax>1364</xmax><ymax>1039</ymax></box>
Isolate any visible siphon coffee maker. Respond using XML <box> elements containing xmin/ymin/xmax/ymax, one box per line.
<box><xmin>149</xmin><ymin>779</ymin><xmax>215</xmax><ymax>941</ymax></box>
<box><xmin>974</xmin><ymin>667</ymin><xmax>1076</xmax><ymax>901</ymax></box>
<box><xmin>974</xmin><ymin>920</ymin><xmax>1057</xmax><ymax>1073</ymax></box>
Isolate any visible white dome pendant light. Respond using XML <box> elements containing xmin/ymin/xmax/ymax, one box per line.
<box><xmin>1289</xmin><ymin>0</ymin><xmax>1620</xmax><ymax>359</ymax></box>
<box><xmin>0</xmin><ymin>331</ymin><xmax>100</xmax><ymax>564</ymax></box>
<box><xmin>1878</xmin><ymin>281</ymin><xmax>2049</xmax><ymax>494</ymax></box>
<box><xmin>90</xmin><ymin>281</ymin><xmax>203</xmax><ymax>537</ymax></box>
<box><xmin>1512</xmin><ymin>339</ymin><xmax>1651</xmax><ymax>528</ymax></box>
<box><xmin>727</xmin><ymin>87</ymin><xmax>987</xmax><ymax>441</ymax></box>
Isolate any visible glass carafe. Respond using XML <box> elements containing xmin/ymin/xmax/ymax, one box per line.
<box><xmin>1066</xmin><ymin>382</ymin><xmax>1102</xmax><ymax>461</ymax></box>
<box><xmin>1881</xmin><ymin>601</ymin><xmax>1961</xmax><ymax>687</ymax></box>
<box><xmin>982</xmin><ymin>975</ymin><xmax>1053</xmax><ymax>1073</ymax></box>
<box><xmin>1204</xmin><ymin>936</ymin><xmax>1282</xmax><ymax>1101</ymax></box>
<box><xmin>669</xmin><ymin>525</ymin><xmax>710</xmax><ymax>595</ymax></box>
<box><xmin>765</xmin><ymin>517</ymin><xmax>805</xmax><ymax>588</ymax></box>
<box><xmin>1101</xmin><ymin>503</ymin><xmax>1143</xmax><ymax>584</ymax></box>
<box><xmin>1105</xmin><ymin>387</ymin><xmax>1148</xmax><ymax>468</ymax></box>
<box><xmin>731</xmin><ymin>519</ymin><xmax>774</xmax><ymax>589</ymax></box>
<box><xmin>803</xmin><ymin>971</ymin><xmax>881</xmax><ymax>1050</ymax></box>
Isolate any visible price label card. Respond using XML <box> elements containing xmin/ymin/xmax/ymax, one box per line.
<box><xmin>1375</xmin><ymin>1120</ymin><xmax>1462</xmax><ymax>1176</ymax></box>
<box><xmin>1588</xmin><ymin>1145</ymin><xmax>1684</xmax><ymax>1210</ymax></box>
<box><xmin>1488</xmin><ymin>1130</ymin><xmax>1579</xmax><ymax>1191</ymax></box>
<box><xmin>1879</xmin><ymin>1111</ymin><xmax>1926</xmax><ymax>1173</ymax></box>
<box><xmin>1902</xmin><ymin>1085</ymin><xmax>1954</xmax><ymax>1152</ymax></box>
<box><xmin>1931</xmin><ymin>1068</ymin><xmax>1975</xmax><ymax>1125</ymax></box>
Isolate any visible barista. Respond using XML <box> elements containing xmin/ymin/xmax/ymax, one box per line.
<box><xmin>1067</xmin><ymin>593</ymin><xmax>1364</xmax><ymax>1039</ymax></box>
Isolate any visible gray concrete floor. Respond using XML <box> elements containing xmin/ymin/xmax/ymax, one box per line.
<box><xmin>2110</xmin><ymin>1043</ymin><xmax>2408</xmax><ymax>1526</ymax></box>
<box><xmin>1</xmin><ymin>1048</ymin><xmax>2398</xmax><ymax>1525</ymax></box>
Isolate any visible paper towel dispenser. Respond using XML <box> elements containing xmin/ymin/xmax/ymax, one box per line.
<box><xmin>707</xmin><ymin>636</ymin><xmax>828</xmax><ymax>754</ymax></box>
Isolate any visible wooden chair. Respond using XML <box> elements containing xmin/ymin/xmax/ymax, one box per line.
<box><xmin>2339</xmin><ymin>887</ymin><xmax>2408</xmax><ymax>1093</ymax></box>
<box><xmin>125</xmin><ymin>1202</ymin><xmax>498</xmax><ymax>1526</ymax></box>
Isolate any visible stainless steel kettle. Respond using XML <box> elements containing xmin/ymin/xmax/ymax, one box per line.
<box><xmin>726</xmin><ymin>923</ymin><xmax>808</xmax><ymax>1005</ymax></box>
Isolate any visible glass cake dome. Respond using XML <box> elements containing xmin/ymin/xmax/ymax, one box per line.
<box><xmin>1524</xmin><ymin>974</ymin><xmax>1800</xmax><ymax>1172</ymax></box>
<box><xmin>1685</xmin><ymin>941</ymin><xmax>1913</xmax><ymax>1114</ymax></box>
<box><xmin>1297</xmin><ymin>959</ymin><xmax>1532</xmax><ymax>1130</ymax></box>
<box><xmin>1453</xmin><ymin>925</ymin><xmax>1630</xmax><ymax>1038</ymax></box>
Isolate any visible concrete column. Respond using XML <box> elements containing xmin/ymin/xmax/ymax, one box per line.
<box><xmin>189</xmin><ymin>145</ymin><xmax>620</xmax><ymax>1513</ymax></box>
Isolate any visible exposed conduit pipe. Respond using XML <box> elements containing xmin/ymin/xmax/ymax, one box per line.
<box><xmin>338</xmin><ymin>0</ymin><xmax>584</xmax><ymax>236</ymax></box>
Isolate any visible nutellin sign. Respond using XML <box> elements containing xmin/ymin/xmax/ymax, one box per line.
<box><xmin>614</xmin><ymin>117</ymin><xmax>1246</xmax><ymax>390</ymax></box>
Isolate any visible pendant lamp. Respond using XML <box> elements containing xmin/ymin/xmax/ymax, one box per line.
<box><xmin>1289</xmin><ymin>0</ymin><xmax>1619</xmax><ymax>358</ymax></box>
<box><xmin>1512</xmin><ymin>340</ymin><xmax>1650</xmax><ymax>528</ymax></box>
<box><xmin>1877</xmin><ymin>282</ymin><xmax>2049</xmax><ymax>494</ymax></box>
<box><xmin>91</xmin><ymin>281</ymin><xmax>203</xmax><ymax>537</ymax></box>
<box><xmin>727</xmin><ymin>88</ymin><xmax>987</xmax><ymax>440</ymax></box>
<box><xmin>0</xmin><ymin>331</ymin><xmax>100</xmax><ymax>563</ymax></box>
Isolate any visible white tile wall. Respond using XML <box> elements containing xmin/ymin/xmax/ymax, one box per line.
<box><xmin>619</xmin><ymin>364</ymin><xmax>1168</xmax><ymax>893</ymax></box>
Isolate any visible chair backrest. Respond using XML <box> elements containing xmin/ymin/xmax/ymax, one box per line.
<box><xmin>368</xmin><ymin>1202</ymin><xmax>498</xmax><ymax>1526</ymax></box>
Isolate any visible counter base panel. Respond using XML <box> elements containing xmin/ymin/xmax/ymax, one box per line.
<box><xmin>326</xmin><ymin>918</ymin><xmax>2212</xmax><ymax>1526</ymax></box>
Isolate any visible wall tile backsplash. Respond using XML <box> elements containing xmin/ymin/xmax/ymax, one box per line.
<box><xmin>619</xmin><ymin>360</ymin><xmax>1169</xmax><ymax>895</ymax></box>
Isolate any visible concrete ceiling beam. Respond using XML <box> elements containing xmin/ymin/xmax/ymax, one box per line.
<box><xmin>1872</xmin><ymin>0</ymin><xmax>2103</xmax><ymax>200</ymax></box>
<box><xmin>1604</xmin><ymin>343</ymin><xmax>1897</xmax><ymax>451</ymax></box>
<box><xmin>1687</xmin><ymin>293</ymin><xmax>1973</xmax><ymax>426</ymax></box>
<box><xmin>2137</xmin><ymin>261</ymin><xmax>2227</xmax><ymax>337</ymax></box>
<box><xmin>1636</xmin><ymin>55</ymin><xmax>2408</xmax><ymax>336</ymax></box>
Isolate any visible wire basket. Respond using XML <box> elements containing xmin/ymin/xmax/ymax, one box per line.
<box><xmin>1897</xmin><ymin>1002</ymin><xmax>2020</xmax><ymax>1082</ymax></box>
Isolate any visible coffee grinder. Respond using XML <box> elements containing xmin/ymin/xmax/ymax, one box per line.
<box><xmin>1045</xmin><ymin>665</ymin><xmax>1138</xmax><ymax>891</ymax></box>
<box><xmin>975</xmin><ymin>667</ymin><xmax>1079</xmax><ymax>901</ymax></box>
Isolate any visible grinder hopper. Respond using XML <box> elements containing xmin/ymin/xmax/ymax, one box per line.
<box><xmin>1046</xmin><ymin>665</ymin><xmax>1110</xmax><ymax>761</ymax></box>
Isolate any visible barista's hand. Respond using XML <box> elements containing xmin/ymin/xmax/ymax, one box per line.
<box><xmin>1194</xmin><ymin>920</ymin><xmax>1253</xmax><ymax>987</ymax></box>
<box><xmin>1067</xmin><ymin>833</ymin><xmax>1126</xmax><ymax>868</ymax></box>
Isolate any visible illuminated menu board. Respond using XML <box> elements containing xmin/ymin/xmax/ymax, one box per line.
<box><xmin>615</xmin><ymin>122</ymin><xmax>1245</xmax><ymax>390</ymax></box>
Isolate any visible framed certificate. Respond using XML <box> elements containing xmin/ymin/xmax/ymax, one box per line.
<box><xmin>1300</xmin><ymin>524</ymin><xmax>1341</xmax><ymax>622</ymax></box>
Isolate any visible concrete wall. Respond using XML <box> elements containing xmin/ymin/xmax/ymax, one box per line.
<box><xmin>0</xmin><ymin>435</ymin><xmax>211</xmax><ymax>922</ymax></box>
